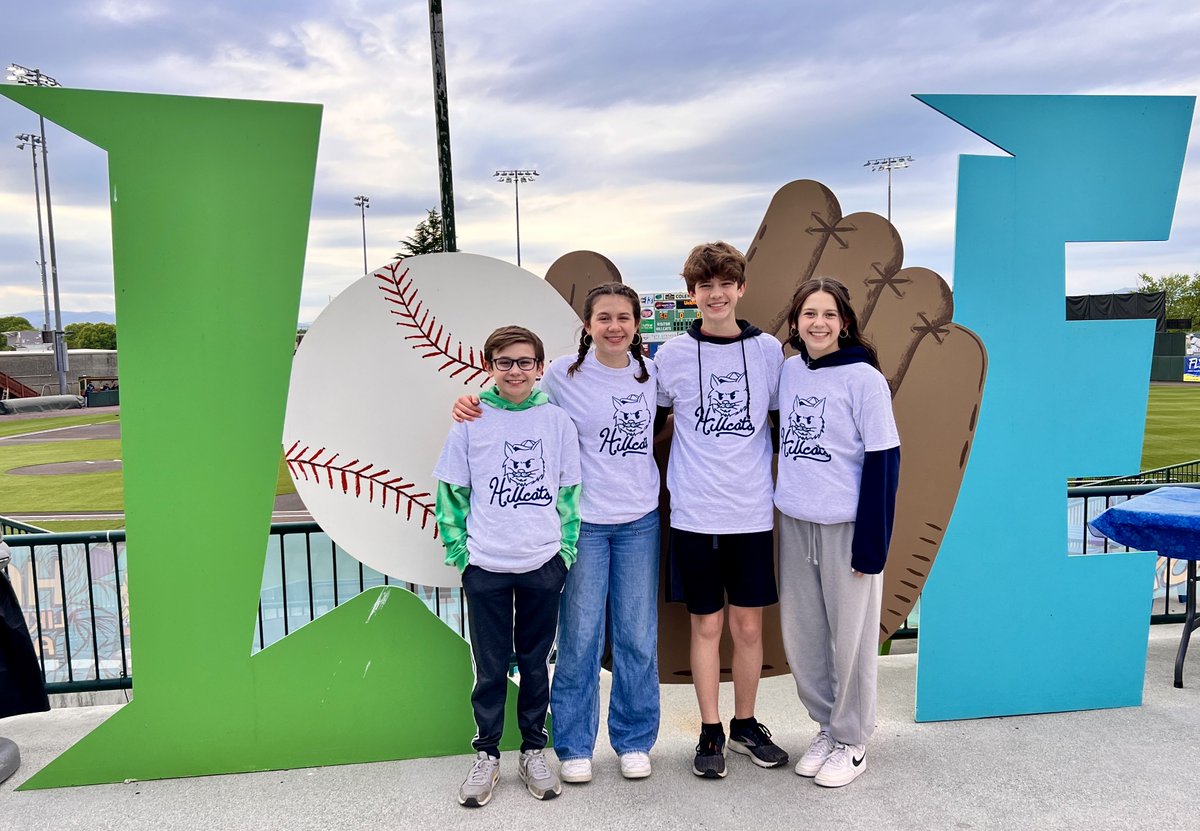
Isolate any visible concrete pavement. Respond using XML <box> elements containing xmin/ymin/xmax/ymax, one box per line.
<box><xmin>3</xmin><ymin>625</ymin><xmax>1199</xmax><ymax>830</ymax></box>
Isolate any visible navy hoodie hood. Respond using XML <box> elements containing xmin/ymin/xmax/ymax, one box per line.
<box><xmin>796</xmin><ymin>342</ymin><xmax>878</xmax><ymax>371</ymax></box>
<box><xmin>686</xmin><ymin>318</ymin><xmax>763</xmax><ymax>343</ymax></box>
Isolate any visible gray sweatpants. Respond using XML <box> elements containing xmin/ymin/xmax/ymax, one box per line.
<box><xmin>778</xmin><ymin>514</ymin><xmax>882</xmax><ymax>747</ymax></box>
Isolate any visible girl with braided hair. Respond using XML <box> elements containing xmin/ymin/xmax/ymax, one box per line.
<box><xmin>452</xmin><ymin>282</ymin><xmax>663</xmax><ymax>782</ymax></box>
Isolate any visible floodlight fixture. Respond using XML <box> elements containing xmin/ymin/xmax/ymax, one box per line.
<box><xmin>8</xmin><ymin>60</ymin><xmax>67</xmax><ymax>391</ymax></box>
<box><xmin>493</xmin><ymin>169</ymin><xmax>539</xmax><ymax>266</ymax></box>
<box><xmin>354</xmin><ymin>196</ymin><xmax>370</xmax><ymax>275</ymax></box>
<box><xmin>5</xmin><ymin>63</ymin><xmax>61</xmax><ymax>87</ymax></box>
<box><xmin>15</xmin><ymin>133</ymin><xmax>50</xmax><ymax>332</ymax></box>
<box><xmin>864</xmin><ymin>155</ymin><xmax>914</xmax><ymax>223</ymax></box>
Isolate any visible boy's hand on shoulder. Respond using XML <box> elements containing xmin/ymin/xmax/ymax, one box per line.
<box><xmin>452</xmin><ymin>395</ymin><xmax>483</xmax><ymax>423</ymax></box>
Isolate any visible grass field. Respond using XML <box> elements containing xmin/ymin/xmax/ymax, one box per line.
<box><xmin>1140</xmin><ymin>385</ymin><xmax>1200</xmax><ymax>471</ymax></box>
<box><xmin>1</xmin><ymin>385</ymin><xmax>1195</xmax><ymax>529</ymax></box>
<box><xmin>0</xmin><ymin>412</ymin><xmax>294</xmax><ymax>530</ymax></box>
<box><xmin>0</xmin><ymin>412</ymin><xmax>120</xmax><ymax>439</ymax></box>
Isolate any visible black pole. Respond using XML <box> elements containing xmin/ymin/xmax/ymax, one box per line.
<box><xmin>38</xmin><ymin>113</ymin><xmax>68</xmax><ymax>394</ymax></box>
<box><xmin>428</xmin><ymin>0</ymin><xmax>457</xmax><ymax>252</ymax></box>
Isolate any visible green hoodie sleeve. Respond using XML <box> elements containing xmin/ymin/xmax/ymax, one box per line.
<box><xmin>556</xmin><ymin>484</ymin><xmax>582</xmax><ymax>567</ymax></box>
<box><xmin>435</xmin><ymin>481</ymin><xmax>472</xmax><ymax>572</ymax></box>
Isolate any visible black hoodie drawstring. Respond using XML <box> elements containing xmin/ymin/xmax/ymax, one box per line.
<box><xmin>693</xmin><ymin>320</ymin><xmax>755</xmax><ymax>424</ymax></box>
<box><xmin>696</xmin><ymin>335</ymin><xmax>749</xmax><ymax>422</ymax></box>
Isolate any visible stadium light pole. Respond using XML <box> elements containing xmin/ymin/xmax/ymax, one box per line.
<box><xmin>354</xmin><ymin>195</ymin><xmax>370</xmax><ymax>274</ymax></box>
<box><xmin>493</xmin><ymin>169</ymin><xmax>538</xmax><ymax>267</ymax></box>
<box><xmin>15</xmin><ymin>133</ymin><xmax>51</xmax><ymax>336</ymax></box>
<box><xmin>864</xmin><ymin>155</ymin><xmax>914</xmax><ymax>224</ymax></box>
<box><xmin>7</xmin><ymin>63</ymin><xmax>68</xmax><ymax>394</ymax></box>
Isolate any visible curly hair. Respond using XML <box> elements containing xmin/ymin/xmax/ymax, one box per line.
<box><xmin>680</xmin><ymin>241</ymin><xmax>746</xmax><ymax>293</ymax></box>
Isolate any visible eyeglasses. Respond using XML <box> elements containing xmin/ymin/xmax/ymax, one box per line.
<box><xmin>491</xmin><ymin>357</ymin><xmax>539</xmax><ymax>371</ymax></box>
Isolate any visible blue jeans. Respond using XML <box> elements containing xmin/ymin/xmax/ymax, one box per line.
<box><xmin>551</xmin><ymin>509</ymin><xmax>661</xmax><ymax>760</ymax></box>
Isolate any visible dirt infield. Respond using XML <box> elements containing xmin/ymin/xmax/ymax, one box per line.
<box><xmin>9</xmin><ymin>460</ymin><xmax>123</xmax><ymax>476</ymax></box>
<box><xmin>3</xmin><ymin>422</ymin><xmax>121</xmax><ymax>444</ymax></box>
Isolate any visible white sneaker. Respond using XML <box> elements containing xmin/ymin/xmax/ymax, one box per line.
<box><xmin>560</xmin><ymin>757</ymin><xmax>593</xmax><ymax>784</ymax></box>
<box><xmin>795</xmin><ymin>731</ymin><xmax>837</xmax><ymax>777</ymax></box>
<box><xmin>814</xmin><ymin>743</ymin><xmax>867</xmax><ymax>788</ymax></box>
<box><xmin>619</xmin><ymin>751</ymin><xmax>652</xmax><ymax>779</ymax></box>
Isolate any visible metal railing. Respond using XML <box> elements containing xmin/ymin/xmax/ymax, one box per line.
<box><xmin>1075</xmin><ymin>459</ymin><xmax>1200</xmax><ymax>488</ymax></box>
<box><xmin>1068</xmin><ymin>480</ymin><xmax>1200</xmax><ymax>621</ymax></box>
<box><xmin>5</xmin><ymin>476</ymin><xmax>1199</xmax><ymax>692</ymax></box>
<box><xmin>254</xmin><ymin>522</ymin><xmax>465</xmax><ymax>652</ymax></box>
<box><xmin>1</xmin><ymin>522</ymin><xmax>465</xmax><ymax>694</ymax></box>
<box><xmin>1</xmin><ymin>516</ymin><xmax>48</xmax><ymax>536</ymax></box>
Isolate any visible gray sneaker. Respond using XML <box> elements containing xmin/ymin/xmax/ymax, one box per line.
<box><xmin>518</xmin><ymin>749</ymin><xmax>562</xmax><ymax>800</ymax></box>
<box><xmin>459</xmin><ymin>751</ymin><xmax>500</xmax><ymax>808</ymax></box>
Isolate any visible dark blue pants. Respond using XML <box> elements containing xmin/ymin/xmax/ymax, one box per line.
<box><xmin>462</xmin><ymin>555</ymin><xmax>568</xmax><ymax>755</ymax></box>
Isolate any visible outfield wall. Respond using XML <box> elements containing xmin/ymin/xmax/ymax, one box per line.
<box><xmin>0</xmin><ymin>350</ymin><xmax>118</xmax><ymax>397</ymax></box>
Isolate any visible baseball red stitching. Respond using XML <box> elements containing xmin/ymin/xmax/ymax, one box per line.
<box><xmin>285</xmin><ymin>441</ymin><xmax>439</xmax><ymax>539</ymax></box>
<box><xmin>376</xmin><ymin>260</ymin><xmax>489</xmax><ymax>387</ymax></box>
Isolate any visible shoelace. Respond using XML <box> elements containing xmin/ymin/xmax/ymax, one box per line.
<box><xmin>695</xmin><ymin>735</ymin><xmax>723</xmax><ymax>755</ymax></box>
<box><xmin>749</xmin><ymin>722</ymin><xmax>774</xmax><ymax>742</ymax></box>
<box><xmin>466</xmin><ymin>756</ymin><xmax>496</xmax><ymax>785</ymax></box>
<box><xmin>808</xmin><ymin>733</ymin><xmax>836</xmax><ymax>757</ymax></box>
<box><xmin>824</xmin><ymin>743</ymin><xmax>849</xmax><ymax>766</ymax></box>
<box><xmin>524</xmin><ymin>750</ymin><xmax>552</xmax><ymax>779</ymax></box>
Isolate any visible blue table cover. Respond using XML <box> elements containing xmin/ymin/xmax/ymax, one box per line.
<box><xmin>1089</xmin><ymin>487</ymin><xmax>1200</xmax><ymax>561</ymax></box>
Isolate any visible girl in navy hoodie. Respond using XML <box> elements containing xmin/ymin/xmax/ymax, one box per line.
<box><xmin>774</xmin><ymin>278</ymin><xmax>900</xmax><ymax>789</ymax></box>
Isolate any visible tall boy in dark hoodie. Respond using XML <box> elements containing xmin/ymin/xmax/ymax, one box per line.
<box><xmin>654</xmin><ymin>241</ymin><xmax>789</xmax><ymax>778</ymax></box>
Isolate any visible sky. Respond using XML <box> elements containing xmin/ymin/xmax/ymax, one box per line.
<box><xmin>1</xmin><ymin>0</ymin><xmax>1198</xmax><ymax>326</ymax></box>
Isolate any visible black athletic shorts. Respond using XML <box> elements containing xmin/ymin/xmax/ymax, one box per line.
<box><xmin>670</xmin><ymin>528</ymin><xmax>778</xmax><ymax>615</ymax></box>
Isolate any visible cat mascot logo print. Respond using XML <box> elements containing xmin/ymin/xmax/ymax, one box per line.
<box><xmin>489</xmin><ymin>439</ymin><xmax>554</xmax><ymax>508</ymax></box>
<box><xmin>781</xmin><ymin>395</ymin><xmax>831</xmax><ymax>462</ymax></box>
<box><xmin>696</xmin><ymin>372</ymin><xmax>754</xmax><ymax>436</ymax></box>
<box><xmin>599</xmin><ymin>393</ymin><xmax>651</xmax><ymax>456</ymax></box>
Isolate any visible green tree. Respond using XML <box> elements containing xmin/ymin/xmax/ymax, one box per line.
<box><xmin>1137</xmin><ymin>272</ymin><xmax>1200</xmax><ymax>330</ymax></box>
<box><xmin>395</xmin><ymin>208</ymin><xmax>445</xmax><ymax>258</ymax></box>
<box><xmin>0</xmin><ymin>315</ymin><xmax>35</xmax><ymax>332</ymax></box>
<box><xmin>0</xmin><ymin>315</ymin><xmax>35</xmax><ymax>350</ymax></box>
<box><xmin>65</xmin><ymin>322</ymin><xmax>117</xmax><ymax>350</ymax></box>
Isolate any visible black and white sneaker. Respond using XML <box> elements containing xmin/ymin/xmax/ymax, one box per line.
<box><xmin>814</xmin><ymin>743</ymin><xmax>867</xmax><ymax>788</ymax></box>
<box><xmin>693</xmin><ymin>731</ymin><xmax>727</xmax><ymax>778</ymax></box>
<box><xmin>727</xmin><ymin>718</ymin><xmax>789</xmax><ymax>768</ymax></box>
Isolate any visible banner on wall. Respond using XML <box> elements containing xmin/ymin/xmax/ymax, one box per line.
<box><xmin>1185</xmin><ymin>354</ymin><xmax>1200</xmax><ymax>383</ymax></box>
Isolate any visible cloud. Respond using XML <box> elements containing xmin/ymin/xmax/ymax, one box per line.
<box><xmin>2</xmin><ymin>0</ymin><xmax>1199</xmax><ymax>324</ymax></box>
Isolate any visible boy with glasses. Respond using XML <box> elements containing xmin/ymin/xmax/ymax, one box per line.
<box><xmin>434</xmin><ymin>325</ymin><xmax>582</xmax><ymax>806</ymax></box>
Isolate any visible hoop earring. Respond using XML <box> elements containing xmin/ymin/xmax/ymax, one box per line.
<box><xmin>839</xmin><ymin>330</ymin><xmax>849</xmax><ymax>340</ymax></box>
<box><xmin>631</xmin><ymin>333</ymin><xmax>643</xmax><ymax>347</ymax></box>
<box><xmin>583</xmin><ymin>333</ymin><xmax>593</xmax><ymax>346</ymax></box>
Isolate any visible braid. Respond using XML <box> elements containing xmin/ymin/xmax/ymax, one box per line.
<box><xmin>630</xmin><ymin>340</ymin><xmax>650</xmax><ymax>383</ymax></box>
<box><xmin>567</xmin><ymin>331</ymin><xmax>591</xmax><ymax>376</ymax></box>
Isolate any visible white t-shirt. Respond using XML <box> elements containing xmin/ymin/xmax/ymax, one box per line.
<box><xmin>433</xmin><ymin>401</ymin><xmax>581</xmax><ymax>573</ymax></box>
<box><xmin>774</xmin><ymin>355</ymin><xmax>899</xmax><ymax>524</ymax></box>
<box><xmin>539</xmin><ymin>350</ymin><xmax>660</xmax><ymax>525</ymax></box>
<box><xmin>655</xmin><ymin>329</ymin><xmax>784</xmax><ymax>534</ymax></box>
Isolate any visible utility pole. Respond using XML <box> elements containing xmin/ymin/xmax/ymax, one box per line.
<box><xmin>864</xmin><ymin>156</ymin><xmax>914</xmax><ymax>224</ymax></box>
<box><xmin>428</xmin><ymin>0</ymin><xmax>457</xmax><ymax>252</ymax></box>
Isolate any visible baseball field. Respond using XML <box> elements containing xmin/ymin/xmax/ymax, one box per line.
<box><xmin>1</xmin><ymin>383</ymin><xmax>1196</xmax><ymax>532</ymax></box>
